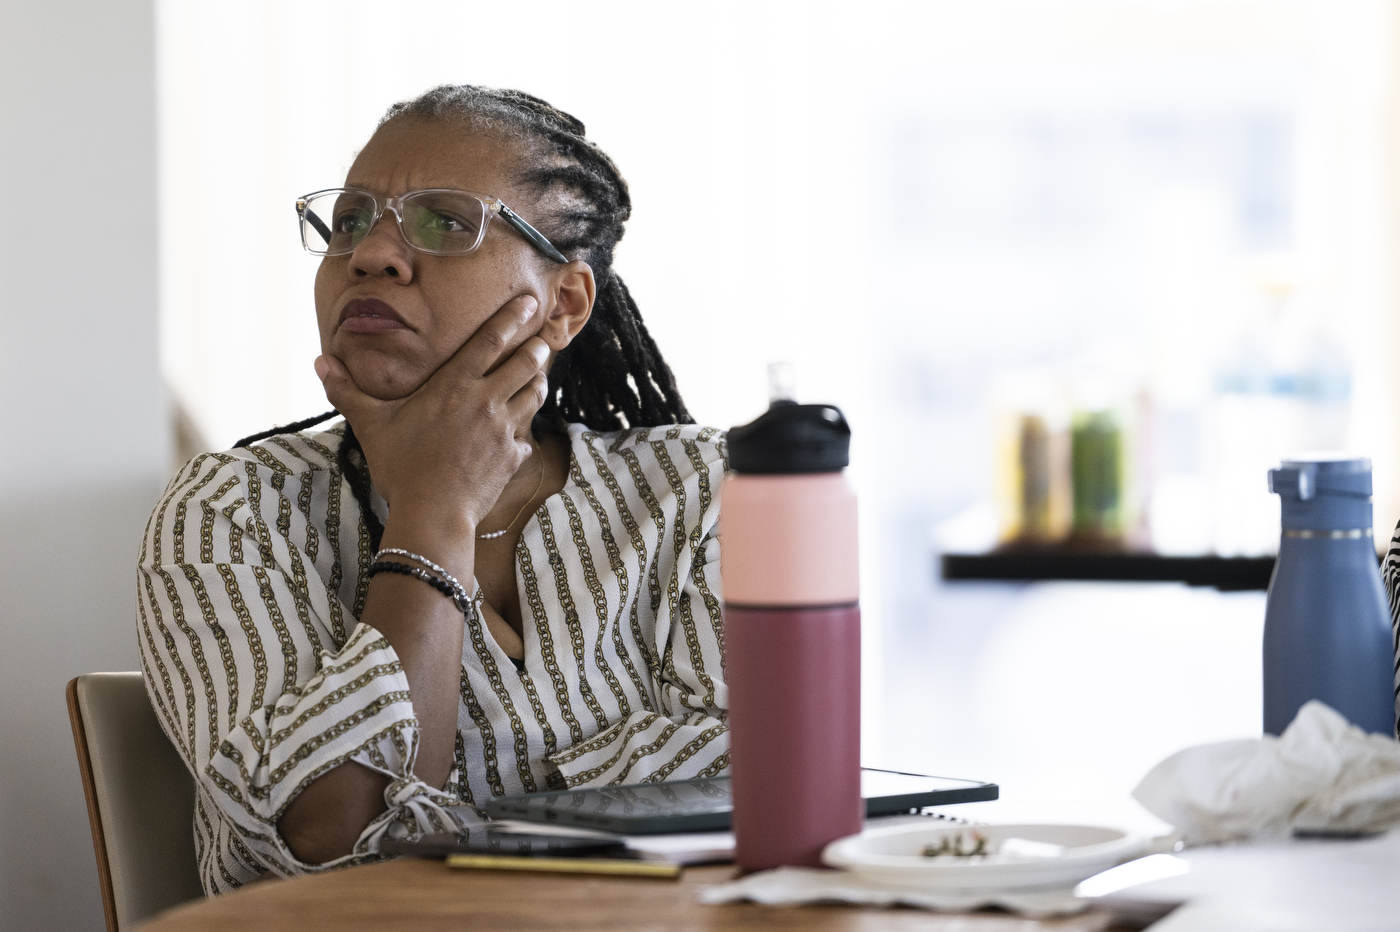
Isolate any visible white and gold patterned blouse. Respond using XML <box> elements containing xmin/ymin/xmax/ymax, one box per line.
<box><xmin>136</xmin><ymin>422</ymin><xmax>729</xmax><ymax>894</ymax></box>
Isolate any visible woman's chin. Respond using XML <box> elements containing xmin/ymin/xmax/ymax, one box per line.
<box><xmin>341</xmin><ymin>361</ymin><xmax>428</xmax><ymax>402</ymax></box>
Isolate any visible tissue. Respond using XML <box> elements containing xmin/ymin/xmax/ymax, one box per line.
<box><xmin>1133</xmin><ymin>701</ymin><xmax>1400</xmax><ymax>845</ymax></box>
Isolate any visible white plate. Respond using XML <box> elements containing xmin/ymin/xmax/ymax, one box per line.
<box><xmin>822</xmin><ymin>822</ymin><xmax>1147</xmax><ymax>892</ymax></box>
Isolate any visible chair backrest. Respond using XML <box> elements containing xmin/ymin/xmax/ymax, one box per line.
<box><xmin>66</xmin><ymin>672</ymin><xmax>204</xmax><ymax>931</ymax></box>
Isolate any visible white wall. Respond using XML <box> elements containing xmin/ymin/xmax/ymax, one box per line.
<box><xmin>0</xmin><ymin>0</ymin><xmax>166</xmax><ymax>929</ymax></box>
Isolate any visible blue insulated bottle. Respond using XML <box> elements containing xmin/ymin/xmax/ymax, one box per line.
<box><xmin>1264</xmin><ymin>456</ymin><xmax>1396</xmax><ymax>736</ymax></box>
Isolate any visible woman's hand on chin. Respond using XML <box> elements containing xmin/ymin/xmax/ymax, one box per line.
<box><xmin>315</xmin><ymin>294</ymin><xmax>550</xmax><ymax>534</ymax></box>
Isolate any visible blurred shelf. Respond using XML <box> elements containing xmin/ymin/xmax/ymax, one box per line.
<box><xmin>940</xmin><ymin>551</ymin><xmax>1276</xmax><ymax>591</ymax></box>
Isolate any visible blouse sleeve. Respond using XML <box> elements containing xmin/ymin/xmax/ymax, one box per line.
<box><xmin>546</xmin><ymin>524</ymin><xmax>729</xmax><ymax>786</ymax></box>
<box><xmin>136</xmin><ymin>452</ymin><xmax>469</xmax><ymax>888</ymax></box>
<box><xmin>1381</xmin><ymin>519</ymin><xmax>1400</xmax><ymax>736</ymax></box>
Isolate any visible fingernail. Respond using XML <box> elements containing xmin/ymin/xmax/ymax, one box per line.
<box><xmin>521</xmin><ymin>297</ymin><xmax>539</xmax><ymax>322</ymax></box>
<box><xmin>314</xmin><ymin>356</ymin><xmax>329</xmax><ymax>382</ymax></box>
<box><xmin>533</xmin><ymin>343</ymin><xmax>550</xmax><ymax>364</ymax></box>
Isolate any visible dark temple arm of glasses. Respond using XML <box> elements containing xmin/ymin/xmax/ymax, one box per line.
<box><xmin>499</xmin><ymin>205</ymin><xmax>569</xmax><ymax>264</ymax></box>
<box><xmin>301</xmin><ymin>206</ymin><xmax>333</xmax><ymax>244</ymax></box>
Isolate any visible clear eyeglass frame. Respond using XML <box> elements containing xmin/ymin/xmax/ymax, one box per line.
<box><xmin>295</xmin><ymin>187</ymin><xmax>568</xmax><ymax>264</ymax></box>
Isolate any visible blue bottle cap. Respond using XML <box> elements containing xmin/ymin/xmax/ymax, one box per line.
<box><xmin>1268</xmin><ymin>455</ymin><xmax>1372</xmax><ymax>531</ymax></box>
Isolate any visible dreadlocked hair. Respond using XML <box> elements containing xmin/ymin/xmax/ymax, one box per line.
<box><xmin>384</xmin><ymin>85</ymin><xmax>692</xmax><ymax>431</ymax></box>
<box><xmin>238</xmin><ymin>85</ymin><xmax>692</xmax><ymax>553</ymax></box>
<box><xmin>234</xmin><ymin>410</ymin><xmax>338</xmax><ymax>448</ymax></box>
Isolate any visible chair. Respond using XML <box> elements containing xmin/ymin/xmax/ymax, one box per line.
<box><xmin>66</xmin><ymin>673</ymin><xmax>205</xmax><ymax>931</ymax></box>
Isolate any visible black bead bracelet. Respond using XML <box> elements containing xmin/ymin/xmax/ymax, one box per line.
<box><xmin>367</xmin><ymin>560</ymin><xmax>460</xmax><ymax>606</ymax></box>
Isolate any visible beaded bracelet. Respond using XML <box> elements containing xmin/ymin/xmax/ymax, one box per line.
<box><xmin>374</xmin><ymin>547</ymin><xmax>473</xmax><ymax>612</ymax></box>
<box><xmin>367</xmin><ymin>561</ymin><xmax>462</xmax><ymax>607</ymax></box>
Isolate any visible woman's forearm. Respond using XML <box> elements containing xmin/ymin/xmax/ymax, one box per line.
<box><xmin>364</xmin><ymin>505</ymin><xmax>475</xmax><ymax>784</ymax></box>
<box><xmin>278</xmin><ymin>506</ymin><xmax>472</xmax><ymax>864</ymax></box>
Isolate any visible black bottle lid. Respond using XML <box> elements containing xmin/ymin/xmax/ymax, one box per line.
<box><xmin>727</xmin><ymin>401</ymin><xmax>851</xmax><ymax>474</ymax></box>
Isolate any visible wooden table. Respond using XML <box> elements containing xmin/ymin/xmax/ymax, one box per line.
<box><xmin>137</xmin><ymin>858</ymin><xmax>1123</xmax><ymax>932</ymax></box>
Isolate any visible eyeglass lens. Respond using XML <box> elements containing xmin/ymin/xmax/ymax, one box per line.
<box><xmin>300</xmin><ymin>190</ymin><xmax>490</xmax><ymax>256</ymax></box>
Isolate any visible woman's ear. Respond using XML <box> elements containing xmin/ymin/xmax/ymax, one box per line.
<box><xmin>540</xmin><ymin>261</ymin><xmax>595</xmax><ymax>351</ymax></box>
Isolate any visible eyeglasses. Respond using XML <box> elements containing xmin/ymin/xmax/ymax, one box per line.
<box><xmin>295</xmin><ymin>187</ymin><xmax>568</xmax><ymax>263</ymax></box>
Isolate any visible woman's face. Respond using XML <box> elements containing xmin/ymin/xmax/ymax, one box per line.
<box><xmin>314</xmin><ymin>118</ymin><xmax>583</xmax><ymax>401</ymax></box>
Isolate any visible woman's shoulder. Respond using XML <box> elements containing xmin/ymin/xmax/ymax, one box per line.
<box><xmin>235</xmin><ymin>422</ymin><xmax>348</xmax><ymax>473</ymax></box>
<box><xmin>173</xmin><ymin>424</ymin><xmax>346</xmax><ymax>482</ymax></box>
<box><xmin>144</xmin><ymin>424</ymin><xmax>350</xmax><ymax>566</ymax></box>
<box><xmin>154</xmin><ymin>424</ymin><xmax>347</xmax><ymax>516</ymax></box>
<box><xmin>566</xmin><ymin>422</ymin><xmax>728</xmax><ymax>475</ymax></box>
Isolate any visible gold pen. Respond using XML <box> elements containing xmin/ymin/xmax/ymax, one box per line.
<box><xmin>444</xmin><ymin>853</ymin><xmax>682</xmax><ymax>879</ymax></box>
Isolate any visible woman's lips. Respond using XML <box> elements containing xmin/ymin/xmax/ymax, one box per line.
<box><xmin>338</xmin><ymin>298</ymin><xmax>410</xmax><ymax>333</ymax></box>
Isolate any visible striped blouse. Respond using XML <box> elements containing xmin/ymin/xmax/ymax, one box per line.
<box><xmin>1378</xmin><ymin>524</ymin><xmax>1400</xmax><ymax>735</ymax></box>
<box><xmin>136</xmin><ymin>421</ymin><xmax>730</xmax><ymax>894</ymax></box>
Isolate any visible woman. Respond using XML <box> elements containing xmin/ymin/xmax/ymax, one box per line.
<box><xmin>137</xmin><ymin>85</ymin><xmax>728</xmax><ymax>893</ymax></box>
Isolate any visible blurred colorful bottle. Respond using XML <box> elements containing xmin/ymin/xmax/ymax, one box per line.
<box><xmin>1071</xmin><ymin>409</ymin><xmax>1126</xmax><ymax>545</ymax></box>
<box><xmin>992</xmin><ymin>372</ymin><xmax>1071</xmax><ymax>547</ymax></box>
<box><xmin>1018</xmin><ymin>415</ymin><xmax>1054</xmax><ymax>538</ymax></box>
<box><xmin>720</xmin><ymin>394</ymin><xmax>861</xmax><ymax>872</ymax></box>
<box><xmin>1264</xmin><ymin>456</ymin><xmax>1396</xmax><ymax>736</ymax></box>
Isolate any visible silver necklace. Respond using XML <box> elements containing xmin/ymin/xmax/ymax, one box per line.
<box><xmin>478</xmin><ymin>442</ymin><xmax>546</xmax><ymax>540</ymax></box>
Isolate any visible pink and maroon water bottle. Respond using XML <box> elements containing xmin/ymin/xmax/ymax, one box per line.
<box><xmin>721</xmin><ymin>398</ymin><xmax>861</xmax><ymax>871</ymax></box>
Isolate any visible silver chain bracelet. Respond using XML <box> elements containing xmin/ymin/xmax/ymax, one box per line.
<box><xmin>374</xmin><ymin>547</ymin><xmax>477</xmax><ymax>614</ymax></box>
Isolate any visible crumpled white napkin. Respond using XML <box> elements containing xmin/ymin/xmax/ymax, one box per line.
<box><xmin>1133</xmin><ymin>700</ymin><xmax>1400</xmax><ymax>845</ymax></box>
<box><xmin>699</xmin><ymin>866</ymin><xmax>1088</xmax><ymax>918</ymax></box>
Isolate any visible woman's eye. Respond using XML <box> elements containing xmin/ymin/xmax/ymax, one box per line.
<box><xmin>423</xmin><ymin>211</ymin><xmax>467</xmax><ymax>232</ymax></box>
<box><xmin>333</xmin><ymin>212</ymin><xmax>369</xmax><ymax>235</ymax></box>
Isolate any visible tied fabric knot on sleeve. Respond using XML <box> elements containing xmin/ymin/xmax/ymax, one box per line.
<box><xmin>137</xmin><ymin>423</ymin><xmax>730</xmax><ymax>893</ymax></box>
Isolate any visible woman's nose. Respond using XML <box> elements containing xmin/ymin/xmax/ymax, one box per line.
<box><xmin>349</xmin><ymin>211</ymin><xmax>414</xmax><ymax>282</ymax></box>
